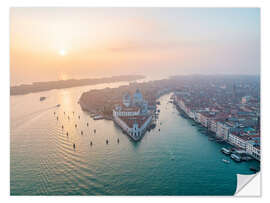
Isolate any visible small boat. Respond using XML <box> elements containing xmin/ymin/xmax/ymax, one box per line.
<box><xmin>56</xmin><ymin>104</ymin><xmax>61</xmax><ymax>107</ymax></box>
<box><xmin>93</xmin><ymin>115</ymin><xmax>103</xmax><ymax>120</ymax></box>
<box><xmin>222</xmin><ymin>159</ymin><xmax>230</xmax><ymax>164</ymax></box>
<box><xmin>149</xmin><ymin>123</ymin><xmax>156</xmax><ymax>129</ymax></box>
<box><xmin>208</xmin><ymin>137</ymin><xmax>215</xmax><ymax>141</ymax></box>
<box><xmin>250</xmin><ymin>167</ymin><xmax>259</xmax><ymax>172</ymax></box>
<box><xmin>40</xmin><ymin>96</ymin><xmax>46</xmax><ymax>101</ymax></box>
<box><xmin>90</xmin><ymin>141</ymin><xmax>93</xmax><ymax>146</ymax></box>
<box><xmin>106</xmin><ymin>139</ymin><xmax>109</xmax><ymax>144</ymax></box>
<box><xmin>221</xmin><ymin>147</ymin><xmax>231</xmax><ymax>155</ymax></box>
<box><xmin>198</xmin><ymin>129</ymin><xmax>205</xmax><ymax>132</ymax></box>
<box><xmin>231</xmin><ymin>154</ymin><xmax>241</xmax><ymax>162</ymax></box>
<box><xmin>216</xmin><ymin>138</ymin><xmax>225</xmax><ymax>143</ymax></box>
<box><xmin>87</xmin><ymin>122</ymin><xmax>89</xmax><ymax>127</ymax></box>
<box><xmin>117</xmin><ymin>138</ymin><xmax>119</xmax><ymax>143</ymax></box>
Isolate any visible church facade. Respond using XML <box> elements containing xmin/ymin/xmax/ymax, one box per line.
<box><xmin>113</xmin><ymin>89</ymin><xmax>152</xmax><ymax>141</ymax></box>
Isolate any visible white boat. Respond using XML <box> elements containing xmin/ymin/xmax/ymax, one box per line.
<box><xmin>231</xmin><ymin>154</ymin><xmax>241</xmax><ymax>162</ymax></box>
<box><xmin>221</xmin><ymin>147</ymin><xmax>231</xmax><ymax>155</ymax></box>
<box><xmin>222</xmin><ymin>159</ymin><xmax>230</xmax><ymax>164</ymax></box>
<box><xmin>93</xmin><ymin>115</ymin><xmax>103</xmax><ymax>120</ymax></box>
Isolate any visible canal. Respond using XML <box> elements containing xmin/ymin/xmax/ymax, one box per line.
<box><xmin>10</xmin><ymin>84</ymin><xmax>259</xmax><ymax>195</ymax></box>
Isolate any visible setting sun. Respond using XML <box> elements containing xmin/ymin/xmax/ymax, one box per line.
<box><xmin>59</xmin><ymin>49</ymin><xmax>66</xmax><ymax>56</ymax></box>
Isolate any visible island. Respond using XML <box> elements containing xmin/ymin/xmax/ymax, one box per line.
<box><xmin>79</xmin><ymin>78</ymin><xmax>175</xmax><ymax>119</ymax></box>
<box><xmin>10</xmin><ymin>75</ymin><xmax>145</xmax><ymax>95</ymax></box>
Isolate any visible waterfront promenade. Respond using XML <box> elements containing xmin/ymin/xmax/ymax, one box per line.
<box><xmin>173</xmin><ymin>94</ymin><xmax>260</xmax><ymax>162</ymax></box>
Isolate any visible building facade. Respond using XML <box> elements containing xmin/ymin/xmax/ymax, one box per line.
<box><xmin>113</xmin><ymin>89</ymin><xmax>152</xmax><ymax>141</ymax></box>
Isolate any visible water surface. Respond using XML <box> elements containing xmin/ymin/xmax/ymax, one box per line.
<box><xmin>10</xmin><ymin>82</ymin><xmax>259</xmax><ymax>195</ymax></box>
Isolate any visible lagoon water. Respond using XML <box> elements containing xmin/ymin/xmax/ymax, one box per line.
<box><xmin>10</xmin><ymin>81</ymin><xmax>259</xmax><ymax>195</ymax></box>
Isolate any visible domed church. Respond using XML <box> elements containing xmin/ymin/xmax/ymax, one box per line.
<box><xmin>113</xmin><ymin>88</ymin><xmax>152</xmax><ymax>141</ymax></box>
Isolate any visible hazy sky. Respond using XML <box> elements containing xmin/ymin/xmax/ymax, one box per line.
<box><xmin>10</xmin><ymin>8</ymin><xmax>260</xmax><ymax>85</ymax></box>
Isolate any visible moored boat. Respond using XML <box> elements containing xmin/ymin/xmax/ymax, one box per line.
<box><xmin>250</xmin><ymin>167</ymin><xmax>259</xmax><ymax>172</ymax></box>
<box><xmin>221</xmin><ymin>147</ymin><xmax>231</xmax><ymax>155</ymax></box>
<box><xmin>222</xmin><ymin>159</ymin><xmax>230</xmax><ymax>164</ymax></box>
<box><xmin>93</xmin><ymin>115</ymin><xmax>104</xmax><ymax>120</ymax></box>
<box><xmin>40</xmin><ymin>96</ymin><xmax>46</xmax><ymax>101</ymax></box>
<box><xmin>231</xmin><ymin>154</ymin><xmax>241</xmax><ymax>162</ymax></box>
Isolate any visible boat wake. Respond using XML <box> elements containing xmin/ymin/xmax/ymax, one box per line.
<box><xmin>11</xmin><ymin>105</ymin><xmax>57</xmax><ymax>130</ymax></box>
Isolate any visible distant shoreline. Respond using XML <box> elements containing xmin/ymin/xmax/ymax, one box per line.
<box><xmin>10</xmin><ymin>75</ymin><xmax>145</xmax><ymax>95</ymax></box>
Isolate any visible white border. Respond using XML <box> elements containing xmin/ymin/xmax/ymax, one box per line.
<box><xmin>1</xmin><ymin>0</ymin><xmax>270</xmax><ymax>202</ymax></box>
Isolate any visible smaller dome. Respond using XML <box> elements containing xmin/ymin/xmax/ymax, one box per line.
<box><xmin>123</xmin><ymin>93</ymin><xmax>131</xmax><ymax>100</ymax></box>
<box><xmin>123</xmin><ymin>92</ymin><xmax>131</xmax><ymax>107</ymax></box>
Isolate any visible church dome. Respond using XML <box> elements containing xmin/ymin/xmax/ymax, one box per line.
<box><xmin>133</xmin><ymin>89</ymin><xmax>143</xmax><ymax>104</ymax></box>
<box><xmin>123</xmin><ymin>93</ymin><xmax>131</xmax><ymax>107</ymax></box>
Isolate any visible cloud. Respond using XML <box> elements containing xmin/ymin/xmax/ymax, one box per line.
<box><xmin>107</xmin><ymin>39</ymin><xmax>217</xmax><ymax>53</ymax></box>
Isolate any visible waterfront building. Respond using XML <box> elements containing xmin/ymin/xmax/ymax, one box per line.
<box><xmin>197</xmin><ymin>111</ymin><xmax>216</xmax><ymax>128</ymax></box>
<box><xmin>216</xmin><ymin>122</ymin><xmax>231</xmax><ymax>140</ymax></box>
<box><xmin>113</xmin><ymin>105</ymin><xmax>140</xmax><ymax>117</ymax></box>
<box><xmin>113</xmin><ymin>89</ymin><xmax>152</xmax><ymax>141</ymax></box>
<box><xmin>114</xmin><ymin>115</ymin><xmax>152</xmax><ymax>141</ymax></box>
<box><xmin>228</xmin><ymin>132</ymin><xmax>260</xmax><ymax>161</ymax></box>
<box><xmin>246</xmin><ymin>140</ymin><xmax>260</xmax><ymax>160</ymax></box>
<box><xmin>172</xmin><ymin>78</ymin><xmax>260</xmax><ymax>161</ymax></box>
<box><xmin>209</xmin><ymin>119</ymin><xmax>218</xmax><ymax>133</ymax></box>
<box><xmin>228</xmin><ymin>132</ymin><xmax>248</xmax><ymax>149</ymax></box>
<box><xmin>174</xmin><ymin>96</ymin><xmax>196</xmax><ymax>119</ymax></box>
<box><xmin>187</xmin><ymin>109</ymin><xmax>196</xmax><ymax>120</ymax></box>
<box><xmin>197</xmin><ymin>112</ymin><xmax>208</xmax><ymax>127</ymax></box>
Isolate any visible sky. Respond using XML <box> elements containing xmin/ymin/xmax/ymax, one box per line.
<box><xmin>10</xmin><ymin>8</ymin><xmax>260</xmax><ymax>85</ymax></box>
